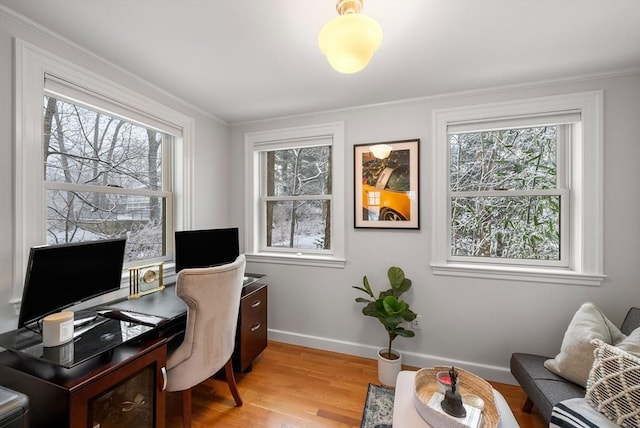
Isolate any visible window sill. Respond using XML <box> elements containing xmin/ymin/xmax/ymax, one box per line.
<box><xmin>431</xmin><ymin>262</ymin><xmax>605</xmax><ymax>286</ymax></box>
<box><xmin>246</xmin><ymin>252</ymin><xmax>346</xmax><ymax>269</ymax></box>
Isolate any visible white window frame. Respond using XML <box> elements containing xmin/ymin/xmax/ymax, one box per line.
<box><xmin>258</xmin><ymin>139</ymin><xmax>333</xmax><ymax>255</ymax></box>
<box><xmin>244</xmin><ymin>123</ymin><xmax>346</xmax><ymax>268</ymax></box>
<box><xmin>431</xmin><ymin>92</ymin><xmax>605</xmax><ymax>286</ymax></box>
<box><xmin>43</xmin><ymin>76</ymin><xmax>175</xmax><ymax>264</ymax></box>
<box><xmin>12</xmin><ymin>39</ymin><xmax>195</xmax><ymax>306</ymax></box>
<box><xmin>448</xmin><ymin>118</ymin><xmax>574</xmax><ymax>268</ymax></box>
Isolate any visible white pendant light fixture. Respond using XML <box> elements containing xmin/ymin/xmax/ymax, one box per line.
<box><xmin>318</xmin><ymin>0</ymin><xmax>383</xmax><ymax>74</ymax></box>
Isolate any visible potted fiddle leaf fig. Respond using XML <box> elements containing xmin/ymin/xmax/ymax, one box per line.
<box><xmin>353</xmin><ymin>266</ymin><xmax>417</xmax><ymax>386</ymax></box>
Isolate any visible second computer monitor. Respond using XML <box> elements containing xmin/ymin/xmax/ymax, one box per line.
<box><xmin>174</xmin><ymin>227</ymin><xmax>239</xmax><ymax>273</ymax></box>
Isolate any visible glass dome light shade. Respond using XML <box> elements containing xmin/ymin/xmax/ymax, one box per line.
<box><xmin>318</xmin><ymin>13</ymin><xmax>383</xmax><ymax>74</ymax></box>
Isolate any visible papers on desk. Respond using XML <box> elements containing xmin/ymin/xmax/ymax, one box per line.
<box><xmin>416</xmin><ymin>392</ymin><xmax>482</xmax><ymax>428</ymax></box>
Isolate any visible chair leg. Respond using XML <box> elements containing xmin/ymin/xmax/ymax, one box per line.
<box><xmin>224</xmin><ymin>358</ymin><xmax>243</xmax><ymax>406</ymax></box>
<box><xmin>521</xmin><ymin>396</ymin><xmax>534</xmax><ymax>413</ymax></box>
<box><xmin>182</xmin><ymin>388</ymin><xmax>192</xmax><ymax>428</ymax></box>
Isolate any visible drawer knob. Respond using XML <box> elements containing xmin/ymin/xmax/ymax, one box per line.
<box><xmin>251</xmin><ymin>300</ymin><xmax>262</xmax><ymax>308</ymax></box>
<box><xmin>250</xmin><ymin>323</ymin><xmax>261</xmax><ymax>332</ymax></box>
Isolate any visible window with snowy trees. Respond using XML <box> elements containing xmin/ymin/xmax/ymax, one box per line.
<box><xmin>431</xmin><ymin>93</ymin><xmax>604</xmax><ymax>286</ymax></box>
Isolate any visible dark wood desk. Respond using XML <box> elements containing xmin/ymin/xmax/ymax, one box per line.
<box><xmin>0</xmin><ymin>287</ymin><xmax>181</xmax><ymax>428</ymax></box>
<box><xmin>0</xmin><ymin>335</ymin><xmax>168</xmax><ymax>428</ymax></box>
<box><xmin>110</xmin><ymin>280</ymin><xmax>269</xmax><ymax>372</ymax></box>
<box><xmin>108</xmin><ymin>283</ymin><xmax>189</xmax><ymax>351</ymax></box>
<box><xmin>0</xmin><ymin>279</ymin><xmax>268</xmax><ymax>428</ymax></box>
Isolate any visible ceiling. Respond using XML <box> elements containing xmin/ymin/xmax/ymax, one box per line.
<box><xmin>2</xmin><ymin>0</ymin><xmax>639</xmax><ymax>124</ymax></box>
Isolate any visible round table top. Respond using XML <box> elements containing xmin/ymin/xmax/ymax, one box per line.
<box><xmin>392</xmin><ymin>370</ymin><xmax>520</xmax><ymax>428</ymax></box>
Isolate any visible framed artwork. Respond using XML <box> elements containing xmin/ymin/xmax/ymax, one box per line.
<box><xmin>354</xmin><ymin>139</ymin><xmax>420</xmax><ymax>229</ymax></box>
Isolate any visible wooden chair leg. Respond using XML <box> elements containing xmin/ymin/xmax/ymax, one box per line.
<box><xmin>182</xmin><ymin>388</ymin><xmax>192</xmax><ymax>428</ymax></box>
<box><xmin>224</xmin><ymin>358</ymin><xmax>243</xmax><ymax>406</ymax></box>
<box><xmin>521</xmin><ymin>396</ymin><xmax>534</xmax><ymax>413</ymax></box>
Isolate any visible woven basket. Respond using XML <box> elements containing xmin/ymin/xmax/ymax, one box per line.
<box><xmin>413</xmin><ymin>366</ymin><xmax>500</xmax><ymax>428</ymax></box>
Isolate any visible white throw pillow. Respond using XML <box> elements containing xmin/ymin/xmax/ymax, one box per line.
<box><xmin>550</xmin><ymin>397</ymin><xmax>620</xmax><ymax>428</ymax></box>
<box><xmin>544</xmin><ymin>302</ymin><xmax>627</xmax><ymax>387</ymax></box>
<box><xmin>617</xmin><ymin>326</ymin><xmax>640</xmax><ymax>356</ymax></box>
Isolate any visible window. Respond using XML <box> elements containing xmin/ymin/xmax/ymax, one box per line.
<box><xmin>263</xmin><ymin>145</ymin><xmax>331</xmax><ymax>251</ymax></box>
<box><xmin>44</xmin><ymin>78</ymin><xmax>173</xmax><ymax>263</ymax></box>
<box><xmin>244</xmin><ymin>123</ymin><xmax>345</xmax><ymax>268</ymax></box>
<box><xmin>432</xmin><ymin>92</ymin><xmax>604</xmax><ymax>286</ymax></box>
<box><xmin>449</xmin><ymin>121</ymin><xmax>572</xmax><ymax>267</ymax></box>
<box><xmin>13</xmin><ymin>40</ymin><xmax>194</xmax><ymax>302</ymax></box>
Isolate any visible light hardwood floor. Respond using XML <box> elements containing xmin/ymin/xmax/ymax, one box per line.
<box><xmin>166</xmin><ymin>341</ymin><xmax>547</xmax><ymax>427</ymax></box>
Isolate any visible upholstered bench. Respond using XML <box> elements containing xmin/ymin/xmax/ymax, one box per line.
<box><xmin>510</xmin><ymin>306</ymin><xmax>640</xmax><ymax>424</ymax></box>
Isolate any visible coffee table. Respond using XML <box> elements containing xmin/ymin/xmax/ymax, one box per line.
<box><xmin>393</xmin><ymin>370</ymin><xmax>520</xmax><ymax>428</ymax></box>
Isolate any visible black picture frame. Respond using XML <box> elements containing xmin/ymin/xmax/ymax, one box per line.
<box><xmin>354</xmin><ymin>139</ymin><xmax>420</xmax><ymax>229</ymax></box>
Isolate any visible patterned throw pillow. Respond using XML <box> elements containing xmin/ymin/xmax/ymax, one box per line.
<box><xmin>586</xmin><ymin>339</ymin><xmax>640</xmax><ymax>427</ymax></box>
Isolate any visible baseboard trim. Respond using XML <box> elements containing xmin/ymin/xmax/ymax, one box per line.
<box><xmin>268</xmin><ymin>329</ymin><xmax>518</xmax><ymax>385</ymax></box>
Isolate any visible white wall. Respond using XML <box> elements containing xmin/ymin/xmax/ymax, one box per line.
<box><xmin>230</xmin><ymin>72</ymin><xmax>640</xmax><ymax>383</ymax></box>
<box><xmin>0</xmin><ymin>9</ymin><xmax>232</xmax><ymax>332</ymax></box>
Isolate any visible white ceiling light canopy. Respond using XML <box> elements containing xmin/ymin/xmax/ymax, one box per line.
<box><xmin>318</xmin><ymin>0</ymin><xmax>383</xmax><ymax>74</ymax></box>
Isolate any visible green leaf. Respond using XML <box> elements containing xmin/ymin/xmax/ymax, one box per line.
<box><xmin>387</xmin><ymin>267</ymin><xmax>404</xmax><ymax>288</ymax></box>
<box><xmin>382</xmin><ymin>296</ymin><xmax>407</xmax><ymax>315</ymax></box>
<box><xmin>388</xmin><ymin>267</ymin><xmax>411</xmax><ymax>297</ymax></box>
<box><xmin>395</xmin><ymin>327</ymin><xmax>415</xmax><ymax>338</ymax></box>
<box><xmin>362</xmin><ymin>276</ymin><xmax>374</xmax><ymax>296</ymax></box>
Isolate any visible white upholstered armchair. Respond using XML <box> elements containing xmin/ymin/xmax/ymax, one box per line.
<box><xmin>166</xmin><ymin>254</ymin><xmax>246</xmax><ymax>427</ymax></box>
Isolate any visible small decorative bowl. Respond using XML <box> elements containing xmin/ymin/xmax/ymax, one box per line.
<box><xmin>463</xmin><ymin>393</ymin><xmax>485</xmax><ymax>410</ymax></box>
<box><xmin>436</xmin><ymin>371</ymin><xmax>452</xmax><ymax>393</ymax></box>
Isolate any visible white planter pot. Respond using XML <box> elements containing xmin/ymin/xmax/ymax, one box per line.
<box><xmin>378</xmin><ymin>348</ymin><xmax>402</xmax><ymax>387</ymax></box>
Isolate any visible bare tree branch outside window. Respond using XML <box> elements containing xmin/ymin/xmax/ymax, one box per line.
<box><xmin>43</xmin><ymin>96</ymin><xmax>171</xmax><ymax>263</ymax></box>
<box><xmin>264</xmin><ymin>146</ymin><xmax>331</xmax><ymax>250</ymax></box>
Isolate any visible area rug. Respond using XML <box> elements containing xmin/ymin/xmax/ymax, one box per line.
<box><xmin>360</xmin><ymin>383</ymin><xmax>395</xmax><ymax>428</ymax></box>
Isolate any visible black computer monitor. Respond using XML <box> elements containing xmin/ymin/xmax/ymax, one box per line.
<box><xmin>18</xmin><ymin>238</ymin><xmax>127</xmax><ymax>328</ymax></box>
<box><xmin>174</xmin><ymin>228</ymin><xmax>239</xmax><ymax>273</ymax></box>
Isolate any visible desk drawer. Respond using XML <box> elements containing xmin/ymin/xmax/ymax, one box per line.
<box><xmin>238</xmin><ymin>313</ymin><xmax>267</xmax><ymax>360</ymax></box>
<box><xmin>234</xmin><ymin>283</ymin><xmax>268</xmax><ymax>372</ymax></box>
<box><xmin>240</xmin><ymin>285</ymin><xmax>267</xmax><ymax>320</ymax></box>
